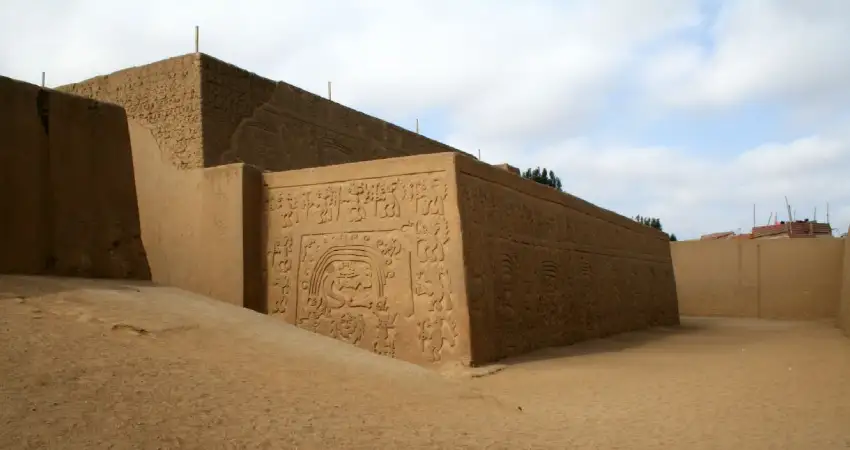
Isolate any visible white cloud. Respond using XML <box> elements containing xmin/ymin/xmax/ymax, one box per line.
<box><xmin>644</xmin><ymin>0</ymin><xmax>850</xmax><ymax>113</ymax></box>
<box><xmin>457</xmin><ymin>132</ymin><xmax>850</xmax><ymax>239</ymax></box>
<box><xmin>1</xmin><ymin>0</ymin><xmax>848</xmax><ymax>239</ymax></box>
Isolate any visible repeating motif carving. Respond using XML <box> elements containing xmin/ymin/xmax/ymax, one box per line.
<box><xmin>264</xmin><ymin>172</ymin><xmax>459</xmax><ymax>363</ymax></box>
<box><xmin>267</xmin><ymin>235</ymin><xmax>294</xmax><ymax>315</ymax></box>
<box><xmin>457</xmin><ymin>173</ymin><xmax>678</xmax><ymax>360</ymax></box>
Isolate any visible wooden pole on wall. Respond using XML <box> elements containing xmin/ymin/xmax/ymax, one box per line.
<box><xmin>827</xmin><ymin>202</ymin><xmax>830</xmax><ymax>225</ymax></box>
<box><xmin>478</xmin><ymin>149</ymin><xmax>481</xmax><ymax>160</ymax></box>
<box><xmin>41</xmin><ymin>72</ymin><xmax>45</xmax><ymax>87</ymax></box>
<box><xmin>752</xmin><ymin>204</ymin><xmax>756</xmax><ymax>229</ymax></box>
<box><xmin>416</xmin><ymin>118</ymin><xmax>419</xmax><ymax>134</ymax></box>
<box><xmin>194</xmin><ymin>26</ymin><xmax>199</xmax><ymax>54</ymax></box>
<box><xmin>327</xmin><ymin>81</ymin><xmax>332</xmax><ymax>101</ymax></box>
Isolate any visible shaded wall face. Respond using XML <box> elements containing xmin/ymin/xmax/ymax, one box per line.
<box><xmin>839</xmin><ymin>234</ymin><xmax>850</xmax><ymax>336</ymax></box>
<box><xmin>127</xmin><ymin>120</ymin><xmax>259</xmax><ymax>308</ymax></box>
<box><xmin>262</xmin><ymin>153</ymin><xmax>470</xmax><ymax>365</ymax></box>
<box><xmin>0</xmin><ymin>76</ymin><xmax>149</xmax><ymax>279</ymax></box>
<box><xmin>672</xmin><ymin>238</ymin><xmax>844</xmax><ymax>320</ymax></box>
<box><xmin>455</xmin><ymin>156</ymin><xmax>678</xmax><ymax>364</ymax></box>
<box><xmin>56</xmin><ymin>54</ymin><xmax>204</xmax><ymax>169</ymax></box>
<box><xmin>199</xmin><ymin>55</ymin><xmax>462</xmax><ymax>171</ymax></box>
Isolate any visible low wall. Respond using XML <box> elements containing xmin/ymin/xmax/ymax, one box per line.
<box><xmin>127</xmin><ymin>120</ymin><xmax>262</xmax><ymax>309</ymax></box>
<box><xmin>455</xmin><ymin>155</ymin><xmax>679</xmax><ymax>364</ymax></box>
<box><xmin>672</xmin><ymin>238</ymin><xmax>844</xmax><ymax>320</ymax></box>
<box><xmin>840</xmin><ymin>230</ymin><xmax>850</xmax><ymax>336</ymax></box>
<box><xmin>262</xmin><ymin>153</ymin><xmax>470</xmax><ymax>365</ymax></box>
<box><xmin>0</xmin><ymin>76</ymin><xmax>150</xmax><ymax>279</ymax></box>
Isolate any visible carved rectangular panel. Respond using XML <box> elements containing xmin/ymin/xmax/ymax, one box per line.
<box><xmin>264</xmin><ymin>170</ymin><xmax>467</xmax><ymax>365</ymax></box>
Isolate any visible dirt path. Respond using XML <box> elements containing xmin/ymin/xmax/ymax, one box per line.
<box><xmin>1</xmin><ymin>275</ymin><xmax>849</xmax><ymax>449</ymax></box>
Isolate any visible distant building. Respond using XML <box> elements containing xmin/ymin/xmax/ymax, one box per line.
<box><xmin>698</xmin><ymin>220</ymin><xmax>833</xmax><ymax>241</ymax></box>
<box><xmin>751</xmin><ymin>221</ymin><xmax>833</xmax><ymax>239</ymax></box>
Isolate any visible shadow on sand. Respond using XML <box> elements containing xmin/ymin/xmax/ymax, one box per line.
<box><xmin>492</xmin><ymin>320</ymin><xmax>713</xmax><ymax>367</ymax></box>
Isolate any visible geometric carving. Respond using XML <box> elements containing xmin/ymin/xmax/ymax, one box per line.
<box><xmin>260</xmin><ymin>153</ymin><xmax>677</xmax><ymax>367</ymax></box>
<box><xmin>264</xmin><ymin>169</ymin><xmax>461</xmax><ymax>365</ymax></box>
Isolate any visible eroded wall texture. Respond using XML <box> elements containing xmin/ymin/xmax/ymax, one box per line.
<box><xmin>57</xmin><ymin>54</ymin><xmax>204</xmax><ymax>169</ymax></box>
<box><xmin>262</xmin><ymin>153</ymin><xmax>471</xmax><ymax>365</ymax></box>
<box><xmin>0</xmin><ymin>76</ymin><xmax>149</xmax><ymax>279</ymax></box>
<box><xmin>59</xmin><ymin>53</ymin><xmax>465</xmax><ymax>174</ymax></box>
<box><xmin>839</xmin><ymin>232</ymin><xmax>850</xmax><ymax>336</ymax></box>
<box><xmin>672</xmin><ymin>238</ymin><xmax>844</xmax><ymax>320</ymax></box>
<box><xmin>200</xmin><ymin>55</ymin><xmax>464</xmax><ymax>171</ymax></box>
<box><xmin>455</xmin><ymin>155</ymin><xmax>679</xmax><ymax>364</ymax></box>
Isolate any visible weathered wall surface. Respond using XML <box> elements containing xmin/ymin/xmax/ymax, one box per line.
<box><xmin>455</xmin><ymin>155</ymin><xmax>678</xmax><ymax>364</ymax></box>
<box><xmin>0</xmin><ymin>76</ymin><xmax>149</xmax><ymax>279</ymax></box>
<box><xmin>127</xmin><ymin>120</ymin><xmax>261</xmax><ymax>308</ymax></box>
<box><xmin>672</xmin><ymin>238</ymin><xmax>844</xmax><ymax>320</ymax></box>
<box><xmin>263</xmin><ymin>153</ymin><xmax>470</xmax><ymax>365</ymax></box>
<box><xmin>56</xmin><ymin>54</ymin><xmax>204</xmax><ymax>169</ymax></box>
<box><xmin>839</xmin><ymin>232</ymin><xmax>850</xmax><ymax>336</ymax></box>
<box><xmin>200</xmin><ymin>55</ymin><xmax>463</xmax><ymax>171</ymax></box>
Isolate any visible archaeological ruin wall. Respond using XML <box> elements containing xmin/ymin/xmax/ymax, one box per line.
<box><xmin>455</xmin><ymin>155</ymin><xmax>679</xmax><ymax>363</ymax></box>
<box><xmin>57</xmin><ymin>54</ymin><xmax>204</xmax><ymax>169</ymax></box>
<box><xmin>55</xmin><ymin>57</ymin><xmax>262</xmax><ymax>306</ymax></box>
<box><xmin>30</xmin><ymin>52</ymin><xmax>688</xmax><ymax>363</ymax></box>
<box><xmin>837</xmin><ymin>230</ymin><xmax>850</xmax><ymax>336</ymax></box>
<box><xmin>260</xmin><ymin>152</ymin><xmax>680</xmax><ymax>366</ymax></box>
<box><xmin>57</xmin><ymin>53</ymin><xmax>464</xmax><ymax>174</ymax></box>
<box><xmin>672</xmin><ymin>238</ymin><xmax>844</xmax><ymax>320</ymax></box>
<box><xmin>0</xmin><ymin>75</ymin><xmax>149</xmax><ymax>279</ymax></box>
<box><xmin>200</xmin><ymin>55</ymin><xmax>463</xmax><ymax>170</ymax></box>
<box><xmin>262</xmin><ymin>153</ymin><xmax>471</xmax><ymax>365</ymax></box>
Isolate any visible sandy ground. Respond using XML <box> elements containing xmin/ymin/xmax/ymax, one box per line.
<box><xmin>1</xmin><ymin>275</ymin><xmax>849</xmax><ymax>449</ymax></box>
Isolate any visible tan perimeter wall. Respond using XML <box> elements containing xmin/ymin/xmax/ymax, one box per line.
<box><xmin>840</xmin><ymin>231</ymin><xmax>850</xmax><ymax>336</ymax></box>
<box><xmin>0</xmin><ymin>76</ymin><xmax>150</xmax><ymax>279</ymax></box>
<box><xmin>672</xmin><ymin>238</ymin><xmax>845</xmax><ymax>320</ymax></box>
<box><xmin>262</xmin><ymin>153</ymin><xmax>471</xmax><ymax>365</ymax></box>
<box><xmin>455</xmin><ymin>155</ymin><xmax>679</xmax><ymax>364</ymax></box>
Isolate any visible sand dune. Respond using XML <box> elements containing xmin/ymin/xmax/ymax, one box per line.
<box><xmin>2</xmin><ymin>275</ymin><xmax>849</xmax><ymax>449</ymax></box>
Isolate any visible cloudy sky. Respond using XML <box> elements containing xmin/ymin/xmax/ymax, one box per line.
<box><xmin>2</xmin><ymin>0</ymin><xmax>849</xmax><ymax>239</ymax></box>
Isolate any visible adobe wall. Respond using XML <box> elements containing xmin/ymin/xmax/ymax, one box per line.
<box><xmin>127</xmin><ymin>120</ymin><xmax>262</xmax><ymax>308</ymax></box>
<box><xmin>56</xmin><ymin>54</ymin><xmax>204</xmax><ymax>169</ymax></box>
<box><xmin>672</xmin><ymin>238</ymin><xmax>844</xmax><ymax>320</ymax></box>
<box><xmin>262</xmin><ymin>153</ymin><xmax>471</xmax><ymax>365</ymax></box>
<box><xmin>839</xmin><ymin>231</ymin><xmax>850</xmax><ymax>336</ymax></box>
<box><xmin>199</xmin><ymin>55</ymin><xmax>464</xmax><ymax>171</ymax></box>
<box><xmin>454</xmin><ymin>155</ymin><xmax>679</xmax><ymax>364</ymax></box>
<box><xmin>0</xmin><ymin>75</ymin><xmax>149</xmax><ymax>279</ymax></box>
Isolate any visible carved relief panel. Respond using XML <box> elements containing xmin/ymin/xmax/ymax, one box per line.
<box><xmin>264</xmin><ymin>171</ymin><xmax>462</xmax><ymax>364</ymax></box>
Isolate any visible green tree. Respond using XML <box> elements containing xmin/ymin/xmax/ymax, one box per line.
<box><xmin>634</xmin><ymin>215</ymin><xmax>678</xmax><ymax>241</ymax></box>
<box><xmin>522</xmin><ymin>166</ymin><xmax>563</xmax><ymax>191</ymax></box>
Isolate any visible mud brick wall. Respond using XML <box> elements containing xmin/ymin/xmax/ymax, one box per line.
<box><xmin>672</xmin><ymin>238</ymin><xmax>844</xmax><ymax>319</ymax></box>
<box><xmin>455</xmin><ymin>154</ymin><xmax>678</xmax><ymax>364</ymax></box>
<box><xmin>262</xmin><ymin>153</ymin><xmax>471</xmax><ymax>365</ymax></box>
<box><xmin>199</xmin><ymin>55</ymin><xmax>463</xmax><ymax>171</ymax></box>
<box><xmin>0</xmin><ymin>76</ymin><xmax>149</xmax><ymax>279</ymax></box>
<box><xmin>56</xmin><ymin>54</ymin><xmax>204</xmax><ymax>169</ymax></box>
<box><xmin>836</xmin><ymin>233</ymin><xmax>849</xmax><ymax>337</ymax></box>
<box><xmin>127</xmin><ymin>119</ymin><xmax>262</xmax><ymax>309</ymax></box>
